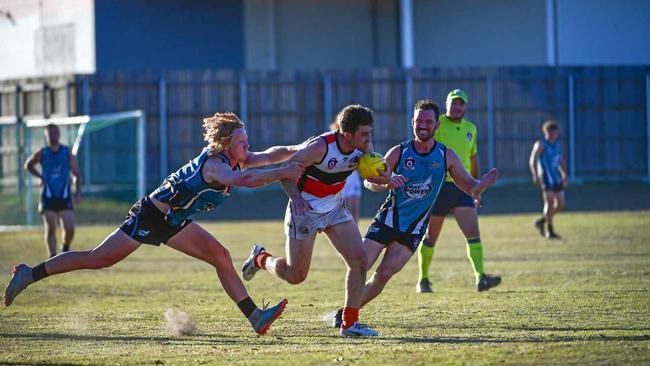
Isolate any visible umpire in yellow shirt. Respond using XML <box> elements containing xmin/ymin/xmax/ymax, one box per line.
<box><xmin>416</xmin><ymin>89</ymin><xmax>501</xmax><ymax>293</ymax></box>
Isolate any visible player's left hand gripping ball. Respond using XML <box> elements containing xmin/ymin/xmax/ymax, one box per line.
<box><xmin>358</xmin><ymin>152</ymin><xmax>387</xmax><ymax>179</ymax></box>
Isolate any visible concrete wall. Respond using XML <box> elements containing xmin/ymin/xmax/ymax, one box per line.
<box><xmin>556</xmin><ymin>0</ymin><xmax>650</xmax><ymax>65</ymax></box>
<box><xmin>244</xmin><ymin>0</ymin><xmax>277</xmax><ymax>70</ymax></box>
<box><xmin>244</xmin><ymin>0</ymin><xmax>399</xmax><ymax>70</ymax></box>
<box><xmin>375</xmin><ymin>0</ymin><xmax>400</xmax><ymax>68</ymax></box>
<box><xmin>3</xmin><ymin>0</ymin><xmax>648</xmax><ymax>80</ymax></box>
<box><xmin>94</xmin><ymin>0</ymin><xmax>244</xmax><ymax>72</ymax></box>
<box><xmin>413</xmin><ymin>0</ymin><xmax>548</xmax><ymax>67</ymax></box>
<box><xmin>0</xmin><ymin>0</ymin><xmax>95</xmax><ymax>79</ymax></box>
<box><xmin>244</xmin><ymin>0</ymin><xmax>650</xmax><ymax>68</ymax></box>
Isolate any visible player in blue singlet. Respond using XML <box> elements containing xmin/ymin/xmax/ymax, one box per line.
<box><xmin>332</xmin><ymin>99</ymin><xmax>499</xmax><ymax>327</ymax></box>
<box><xmin>529</xmin><ymin>120</ymin><xmax>567</xmax><ymax>239</ymax></box>
<box><xmin>5</xmin><ymin>113</ymin><xmax>304</xmax><ymax>335</ymax></box>
<box><xmin>25</xmin><ymin>124</ymin><xmax>82</xmax><ymax>258</ymax></box>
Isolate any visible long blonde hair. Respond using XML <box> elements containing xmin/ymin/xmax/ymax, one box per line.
<box><xmin>203</xmin><ymin>113</ymin><xmax>245</xmax><ymax>154</ymax></box>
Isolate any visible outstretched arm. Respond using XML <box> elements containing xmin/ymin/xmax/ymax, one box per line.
<box><xmin>243</xmin><ymin>143</ymin><xmax>303</xmax><ymax>169</ymax></box>
<box><xmin>363</xmin><ymin>145</ymin><xmax>408</xmax><ymax>192</ymax></box>
<box><xmin>447</xmin><ymin>148</ymin><xmax>498</xmax><ymax>197</ymax></box>
<box><xmin>529</xmin><ymin>140</ymin><xmax>543</xmax><ymax>187</ymax></box>
<box><xmin>279</xmin><ymin>138</ymin><xmax>327</xmax><ymax>215</ymax></box>
<box><xmin>203</xmin><ymin>158</ymin><xmax>304</xmax><ymax>189</ymax></box>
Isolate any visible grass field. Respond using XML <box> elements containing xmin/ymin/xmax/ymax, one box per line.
<box><xmin>1</xmin><ymin>211</ymin><xmax>649</xmax><ymax>365</ymax></box>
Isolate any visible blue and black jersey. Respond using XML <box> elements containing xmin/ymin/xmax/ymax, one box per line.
<box><xmin>151</xmin><ymin>148</ymin><xmax>238</xmax><ymax>226</ymax></box>
<box><xmin>41</xmin><ymin>145</ymin><xmax>71</xmax><ymax>201</ymax></box>
<box><xmin>373</xmin><ymin>140</ymin><xmax>447</xmax><ymax>235</ymax></box>
<box><xmin>537</xmin><ymin>140</ymin><xmax>563</xmax><ymax>190</ymax></box>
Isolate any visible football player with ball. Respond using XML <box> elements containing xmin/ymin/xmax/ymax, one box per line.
<box><xmin>242</xmin><ymin>104</ymin><xmax>391</xmax><ymax>337</ymax></box>
<box><xmin>331</xmin><ymin>99</ymin><xmax>499</xmax><ymax>328</ymax></box>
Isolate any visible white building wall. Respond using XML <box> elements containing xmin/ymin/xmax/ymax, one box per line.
<box><xmin>0</xmin><ymin>0</ymin><xmax>95</xmax><ymax>80</ymax></box>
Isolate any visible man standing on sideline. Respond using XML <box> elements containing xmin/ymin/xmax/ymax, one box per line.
<box><xmin>415</xmin><ymin>90</ymin><xmax>501</xmax><ymax>293</ymax></box>
<box><xmin>529</xmin><ymin>120</ymin><xmax>567</xmax><ymax>239</ymax></box>
<box><xmin>25</xmin><ymin>124</ymin><xmax>81</xmax><ymax>258</ymax></box>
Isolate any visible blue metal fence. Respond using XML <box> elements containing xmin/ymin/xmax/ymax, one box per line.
<box><xmin>1</xmin><ymin>66</ymin><xmax>649</xmax><ymax>195</ymax></box>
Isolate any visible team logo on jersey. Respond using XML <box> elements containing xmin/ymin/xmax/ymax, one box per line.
<box><xmin>467</xmin><ymin>132</ymin><xmax>473</xmax><ymax>142</ymax></box>
<box><xmin>327</xmin><ymin>158</ymin><xmax>338</xmax><ymax>169</ymax></box>
<box><xmin>403</xmin><ymin>181</ymin><xmax>433</xmax><ymax>199</ymax></box>
<box><xmin>404</xmin><ymin>157</ymin><xmax>416</xmax><ymax>171</ymax></box>
<box><xmin>203</xmin><ymin>202</ymin><xmax>215</xmax><ymax>211</ymax></box>
<box><xmin>431</xmin><ymin>161</ymin><xmax>442</xmax><ymax>169</ymax></box>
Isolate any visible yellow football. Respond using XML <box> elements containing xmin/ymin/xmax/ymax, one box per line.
<box><xmin>358</xmin><ymin>152</ymin><xmax>387</xmax><ymax>179</ymax></box>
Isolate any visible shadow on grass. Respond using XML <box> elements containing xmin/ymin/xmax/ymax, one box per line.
<box><xmin>390</xmin><ymin>322</ymin><xmax>650</xmax><ymax>333</ymax></box>
<box><xmin>1</xmin><ymin>363</ymin><xmax>87</xmax><ymax>366</ymax></box>
<box><xmin>394</xmin><ymin>334</ymin><xmax>650</xmax><ymax>344</ymax></box>
<box><xmin>501</xmin><ymin>326</ymin><xmax>650</xmax><ymax>332</ymax></box>
<box><xmin>3</xmin><ymin>330</ymin><xmax>649</xmax><ymax>348</ymax></box>
<box><xmin>494</xmin><ymin>289</ymin><xmax>650</xmax><ymax>294</ymax></box>
<box><xmin>0</xmin><ymin>332</ymin><xmax>289</xmax><ymax>346</ymax></box>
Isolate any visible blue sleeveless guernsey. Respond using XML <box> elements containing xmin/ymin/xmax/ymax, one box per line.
<box><xmin>41</xmin><ymin>145</ymin><xmax>71</xmax><ymax>200</ymax></box>
<box><xmin>374</xmin><ymin>140</ymin><xmax>447</xmax><ymax>234</ymax></box>
<box><xmin>537</xmin><ymin>140</ymin><xmax>562</xmax><ymax>189</ymax></box>
<box><xmin>151</xmin><ymin>148</ymin><xmax>238</xmax><ymax>225</ymax></box>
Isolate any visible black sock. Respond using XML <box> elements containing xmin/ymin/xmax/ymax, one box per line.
<box><xmin>237</xmin><ymin>297</ymin><xmax>257</xmax><ymax>318</ymax></box>
<box><xmin>32</xmin><ymin>263</ymin><xmax>49</xmax><ymax>282</ymax></box>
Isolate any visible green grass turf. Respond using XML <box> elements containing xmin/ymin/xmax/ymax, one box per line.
<box><xmin>0</xmin><ymin>192</ymin><xmax>131</xmax><ymax>226</ymax></box>
<box><xmin>0</xmin><ymin>211</ymin><xmax>649</xmax><ymax>365</ymax></box>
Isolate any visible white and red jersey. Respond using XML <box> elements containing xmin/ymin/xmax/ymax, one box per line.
<box><xmin>298</xmin><ymin>131</ymin><xmax>364</xmax><ymax>213</ymax></box>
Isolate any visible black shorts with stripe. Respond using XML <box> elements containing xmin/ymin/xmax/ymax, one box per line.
<box><xmin>118</xmin><ymin>196</ymin><xmax>191</xmax><ymax>246</ymax></box>
<box><xmin>39</xmin><ymin>197</ymin><xmax>73</xmax><ymax>213</ymax></box>
<box><xmin>430</xmin><ymin>182</ymin><xmax>474</xmax><ymax>216</ymax></box>
<box><xmin>543</xmin><ymin>183</ymin><xmax>565</xmax><ymax>192</ymax></box>
<box><xmin>364</xmin><ymin>222</ymin><xmax>423</xmax><ymax>254</ymax></box>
